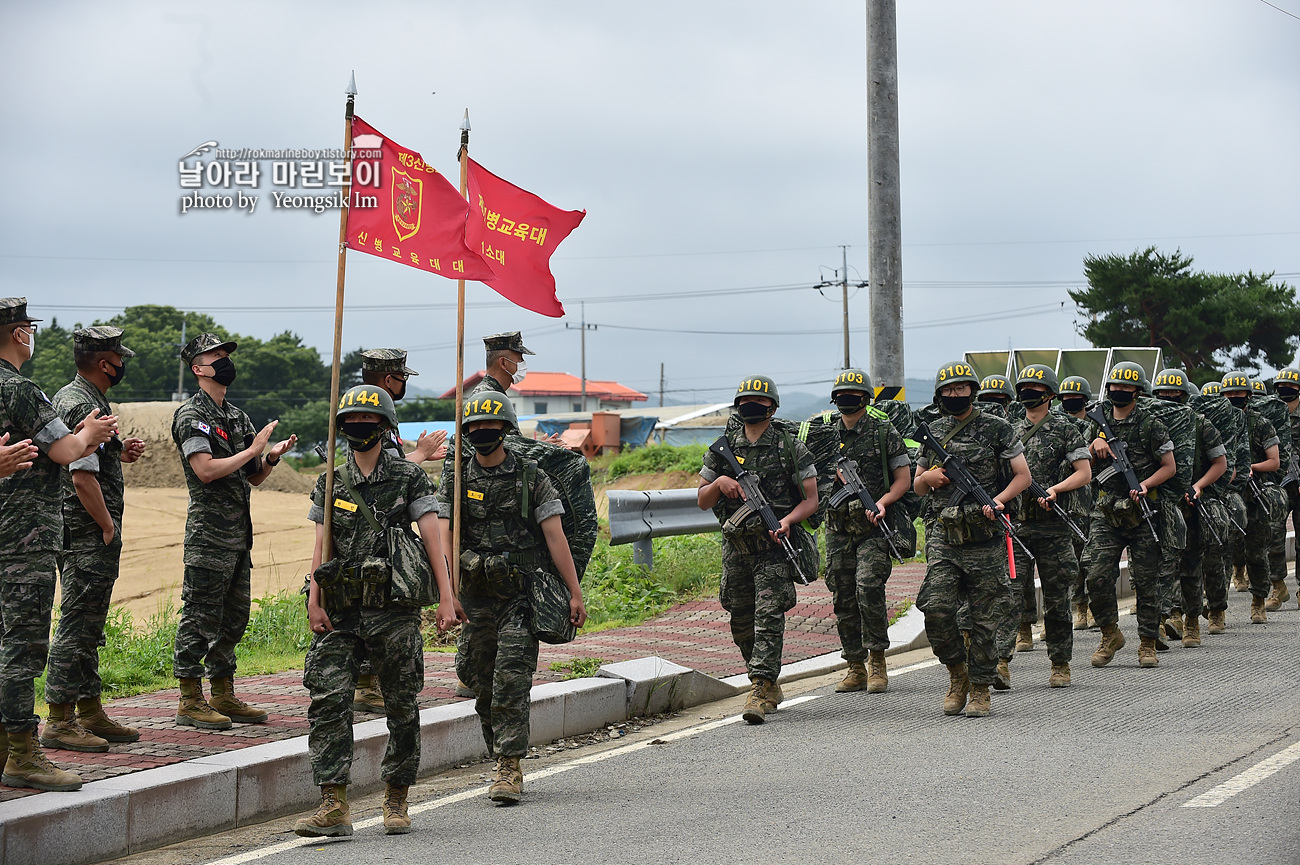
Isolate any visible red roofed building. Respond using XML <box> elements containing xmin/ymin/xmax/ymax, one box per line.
<box><xmin>440</xmin><ymin>371</ymin><xmax>648</xmax><ymax>415</ymax></box>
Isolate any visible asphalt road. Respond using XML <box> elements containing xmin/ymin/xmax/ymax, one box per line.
<box><xmin>128</xmin><ymin>588</ymin><xmax>1300</xmax><ymax>865</ymax></box>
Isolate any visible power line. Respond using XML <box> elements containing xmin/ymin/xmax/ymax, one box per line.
<box><xmin>1258</xmin><ymin>0</ymin><xmax>1300</xmax><ymax>21</ymax></box>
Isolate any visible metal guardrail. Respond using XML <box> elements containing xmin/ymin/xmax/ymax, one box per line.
<box><xmin>607</xmin><ymin>488</ymin><xmax>720</xmax><ymax>569</ymax></box>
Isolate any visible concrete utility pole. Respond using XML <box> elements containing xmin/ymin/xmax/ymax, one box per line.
<box><xmin>659</xmin><ymin>362</ymin><xmax>665</xmax><ymax>407</ymax></box>
<box><xmin>566</xmin><ymin>301</ymin><xmax>597</xmax><ymax>411</ymax></box>
<box><xmin>815</xmin><ymin>245</ymin><xmax>867</xmax><ymax>369</ymax></box>
<box><xmin>867</xmin><ymin>0</ymin><xmax>905</xmax><ymax>398</ymax></box>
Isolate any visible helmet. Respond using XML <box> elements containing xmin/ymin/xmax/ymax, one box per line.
<box><xmin>830</xmin><ymin>368</ymin><xmax>872</xmax><ymax>397</ymax></box>
<box><xmin>1250</xmin><ymin>378</ymin><xmax>1269</xmax><ymax>395</ymax></box>
<box><xmin>1058</xmin><ymin>375</ymin><xmax>1093</xmax><ymax>400</ymax></box>
<box><xmin>978</xmin><ymin>374</ymin><xmax>1014</xmax><ymax>401</ymax></box>
<box><xmin>1275</xmin><ymin>367</ymin><xmax>1300</xmax><ymax>387</ymax></box>
<box><xmin>1200</xmin><ymin>381</ymin><xmax>1222</xmax><ymax>396</ymax></box>
<box><xmin>933</xmin><ymin>361</ymin><xmax>980</xmax><ymax>396</ymax></box>
<box><xmin>734</xmin><ymin>375</ymin><xmax>779</xmax><ymax>408</ymax></box>
<box><xmin>1152</xmin><ymin>368</ymin><xmax>1194</xmax><ymax>397</ymax></box>
<box><xmin>1106</xmin><ymin>361</ymin><xmax>1149</xmax><ymax>394</ymax></box>
<box><xmin>1187</xmin><ymin>381</ymin><xmax>1202</xmax><ymax>397</ymax></box>
<box><xmin>336</xmin><ymin>384</ymin><xmax>398</xmax><ymax>429</ymax></box>
<box><xmin>1015</xmin><ymin>364</ymin><xmax>1059</xmax><ymax>395</ymax></box>
<box><xmin>461</xmin><ymin>393</ymin><xmax>519</xmax><ymax>433</ymax></box>
<box><xmin>1220</xmin><ymin>371</ymin><xmax>1252</xmax><ymax>394</ymax></box>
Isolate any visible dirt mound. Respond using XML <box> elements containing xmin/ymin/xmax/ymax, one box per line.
<box><xmin>111</xmin><ymin>401</ymin><xmax>315</xmax><ymax>495</ymax></box>
<box><xmin>593</xmin><ymin>469</ymin><xmax>699</xmax><ymax>521</ymax></box>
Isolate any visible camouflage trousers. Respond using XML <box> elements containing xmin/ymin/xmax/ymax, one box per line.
<box><xmin>720</xmin><ymin>539</ymin><xmax>798</xmax><ymax>683</ymax></box>
<box><xmin>825</xmin><ymin>530</ymin><xmax>892</xmax><ymax>661</ymax></box>
<box><xmin>1168</xmin><ymin>505</ymin><xmax>1207</xmax><ymax>617</ymax></box>
<box><xmin>303</xmin><ymin>604</ymin><xmax>424</xmax><ymax>786</ymax></box>
<box><xmin>1243</xmin><ymin>496</ymin><xmax>1275</xmax><ymax>599</ymax></box>
<box><xmin>456</xmin><ymin>591</ymin><xmax>539</xmax><ymax>758</ymax></box>
<box><xmin>0</xmin><ymin>554</ymin><xmax>58</xmax><ymax>734</ymax></box>
<box><xmin>1084</xmin><ymin>512</ymin><xmax>1163</xmax><ymax>640</ymax></box>
<box><xmin>1007</xmin><ymin>526</ymin><xmax>1076</xmax><ymax>663</ymax></box>
<box><xmin>1287</xmin><ymin>486</ymin><xmax>1300</xmax><ymax>590</ymax></box>
<box><xmin>173</xmin><ymin>546</ymin><xmax>252</xmax><ymax>680</ymax></box>
<box><xmin>918</xmin><ymin>534</ymin><xmax>1012</xmax><ymax>687</ymax></box>
<box><xmin>45</xmin><ymin>542</ymin><xmax>122</xmax><ymax>705</ymax></box>
<box><xmin>1072</xmin><ymin>514</ymin><xmax>1092</xmax><ymax>609</ymax></box>
<box><xmin>1267</xmin><ymin>487</ymin><xmax>1289</xmax><ymax>585</ymax></box>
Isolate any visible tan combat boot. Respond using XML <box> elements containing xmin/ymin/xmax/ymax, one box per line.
<box><xmin>76</xmin><ymin>697</ymin><xmax>141</xmax><ymax>743</ymax></box>
<box><xmin>1091</xmin><ymin>623</ymin><xmax>1126</xmax><ymax>667</ymax></box>
<box><xmin>39</xmin><ymin>704</ymin><xmax>109</xmax><ymax>753</ymax></box>
<box><xmin>1016</xmin><ymin>623</ymin><xmax>1034</xmax><ymax>653</ymax></box>
<box><xmin>1</xmin><ymin>729</ymin><xmax>83</xmax><ymax>792</ymax></box>
<box><xmin>1232</xmin><ymin>564</ymin><xmax>1249</xmax><ymax>592</ymax></box>
<box><xmin>1154</xmin><ymin>618</ymin><xmax>1170</xmax><ymax>652</ymax></box>
<box><xmin>294</xmin><ymin>785</ymin><xmax>352</xmax><ymax>837</ymax></box>
<box><xmin>1138</xmin><ymin>636</ymin><xmax>1158</xmax><ymax>667</ymax></box>
<box><xmin>742</xmin><ymin>679</ymin><xmax>769</xmax><ymax>725</ymax></box>
<box><xmin>835</xmin><ymin>661</ymin><xmax>869</xmax><ymax>692</ymax></box>
<box><xmin>454</xmin><ymin>678</ymin><xmax>476</xmax><ymax>698</ymax></box>
<box><xmin>994</xmin><ymin>658</ymin><xmax>1011</xmax><ymax>691</ymax></box>
<box><xmin>1049</xmin><ymin>662</ymin><xmax>1071</xmax><ymax>688</ymax></box>
<box><xmin>383</xmin><ymin>784</ymin><xmax>411</xmax><ymax>834</ymax></box>
<box><xmin>175</xmin><ymin>677</ymin><xmax>232</xmax><ymax>730</ymax></box>
<box><xmin>1251</xmin><ymin>595</ymin><xmax>1268</xmax><ymax>623</ymax></box>
<box><xmin>1207</xmin><ymin>609</ymin><xmax>1226</xmax><ymax>634</ymax></box>
<box><xmin>1265</xmin><ymin>580</ymin><xmax>1290</xmax><ymax>611</ymax></box>
<box><xmin>943</xmin><ymin>662</ymin><xmax>969</xmax><ymax>716</ymax></box>
<box><xmin>1182</xmin><ymin>614</ymin><xmax>1202</xmax><ymax>648</ymax></box>
<box><xmin>352</xmin><ymin>673</ymin><xmax>386</xmax><ymax>714</ymax></box>
<box><xmin>866</xmin><ymin>650</ymin><xmax>889</xmax><ymax>693</ymax></box>
<box><xmin>966</xmin><ymin>683</ymin><xmax>991</xmax><ymax>718</ymax></box>
<box><xmin>1073</xmin><ymin>602</ymin><xmax>1089</xmax><ymax>630</ymax></box>
<box><xmin>488</xmin><ymin>756</ymin><xmax>523</xmax><ymax>804</ymax></box>
<box><xmin>1165</xmin><ymin>611</ymin><xmax>1184</xmax><ymax>639</ymax></box>
<box><xmin>762</xmin><ymin>680</ymin><xmax>784</xmax><ymax>712</ymax></box>
<box><xmin>208</xmin><ymin>677</ymin><xmax>269</xmax><ymax>724</ymax></box>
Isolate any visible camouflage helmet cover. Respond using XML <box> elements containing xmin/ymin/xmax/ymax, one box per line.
<box><xmin>336</xmin><ymin>384</ymin><xmax>398</xmax><ymax>429</ymax></box>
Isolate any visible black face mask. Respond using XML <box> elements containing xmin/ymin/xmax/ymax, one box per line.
<box><xmin>209</xmin><ymin>356</ymin><xmax>237</xmax><ymax>386</ymax></box>
<box><xmin>1227</xmin><ymin>394</ymin><xmax>1249</xmax><ymax>409</ymax></box>
<box><xmin>940</xmin><ymin>395</ymin><xmax>973</xmax><ymax>416</ymax></box>
<box><xmin>1060</xmin><ymin>397</ymin><xmax>1086</xmax><ymax>414</ymax></box>
<box><xmin>103</xmin><ymin>360</ymin><xmax>126</xmax><ymax>387</ymax></box>
<box><xmin>1016</xmin><ymin>388</ymin><xmax>1050</xmax><ymax>409</ymax></box>
<box><xmin>978</xmin><ymin>395</ymin><xmax>1008</xmax><ymax>406</ymax></box>
<box><xmin>736</xmin><ymin>402</ymin><xmax>771</xmax><ymax>425</ymax></box>
<box><xmin>341</xmin><ymin>420</ymin><xmax>383</xmax><ymax>451</ymax></box>
<box><xmin>833</xmin><ymin>393</ymin><xmax>867</xmax><ymax>413</ymax></box>
<box><xmin>1108</xmin><ymin>389</ymin><xmax>1136</xmax><ymax>407</ymax></box>
<box><xmin>391</xmin><ymin>380</ymin><xmax>407</xmax><ymax>401</ymax></box>
<box><xmin>1276</xmin><ymin>386</ymin><xmax>1299</xmax><ymax>401</ymax></box>
<box><xmin>466</xmin><ymin>427</ymin><xmax>505</xmax><ymax>455</ymax></box>
<box><xmin>1155</xmin><ymin>392</ymin><xmax>1185</xmax><ymax>403</ymax></box>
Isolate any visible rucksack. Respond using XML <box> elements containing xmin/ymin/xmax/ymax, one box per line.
<box><xmin>1136</xmin><ymin>397</ymin><xmax>1195</xmax><ymax>498</ymax></box>
<box><xmin>504</xmin><ymin>436</ymin><xmax>598</xmax><ymax>581</ymax></box>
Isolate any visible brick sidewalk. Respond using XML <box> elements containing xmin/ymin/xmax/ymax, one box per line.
<box><xmin>1</xmin><ymin>562</ymin><xmax>924</xmax><ymax>802</ymax></box>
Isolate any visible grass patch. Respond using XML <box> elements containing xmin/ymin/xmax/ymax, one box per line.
<box><xmin>607</xmin><ymin>444</ymin><xmax>707</xmax><ymax>480</ymax></box>
<box><xmin>581</xmin><ymin>534</ymin><xmax>722</xmax><ymax>631</ymax></box>
<box><xmin>549</xmin><ymin>657</ymin><xmax>605</xmax><ymax>679</ymax></box>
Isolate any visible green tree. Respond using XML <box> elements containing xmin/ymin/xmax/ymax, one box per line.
<box><xmin>24</xmin><ymin>317</ymin><xmax>77</xmax><ymax>396</ymax></box>
<box><xmin>395</xmin><ymin>397</ymin><xmax>455</xmax><ymax>422</ymax></box>
<box><xmin>1070</xmin><ymin>247</ymin><xmax>1300</xmax><ymax>381</ymax></box>
<box><xmin>103</xmin><ymin>306</ymin><xmax>228</xmax><ymax>402</ymax></box>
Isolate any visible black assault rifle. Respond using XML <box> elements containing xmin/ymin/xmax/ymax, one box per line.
<box><xmin>913</xmin><ymin>422</ymin><xmax>1034</xmax><ymax>562</ymax></box>
<box><xmin>708</xmin><ymin>435</ymin><xmax>810</xmax><ymax>585</ymax></box>
<box><xmin>827</xmin><ymin>456</ymin><xmax>906</xmax><ymax>563</ymax></box>
<box><xmin>1025</xmin><ymin>480</ymin><xmax>1087</xmax><ymax>543</ymax></box>
<box><xmin>1283</xmin><ymin>452</ymin><xmax>1300</xmax><ymax>491</ymax></box>
<box><xmin>1085</xmin><ymin>407</ymin><xmax>1161</xmax><ymax>544</ymax></box>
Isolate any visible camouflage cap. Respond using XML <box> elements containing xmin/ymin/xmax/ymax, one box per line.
<box><xmin>73</xmin><ymin>325</ymin><xmax>135</xmax><ymax>358</ymax></box>
<box><xmin>0</xmin><ymin>298</ymin><xmax>42</xmax><ymax>326</ymax></box>
<box><xmin>482</xmin><ymin>331</ymin><xmax>535</xmax><ymax>356</ymax></box>
<box><xmin>181</xmin><ymin>332</ymin><xmax>238</xmax><ymax>365</ymax></box>
<box><xmin>360</xmin><ymin>348</ymin><xmax>418</xmax><ymax>376</ymax></box>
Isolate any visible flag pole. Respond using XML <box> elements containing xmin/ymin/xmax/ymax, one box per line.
<box><xmin>451</xmin><ymin>109</ymin><xmax>471</xmax><ymax>598</ymax></box>
<box><xmin>323</xmin><ymin>71</ymin><xmax>357</xmax><ymax>560</ymax></box>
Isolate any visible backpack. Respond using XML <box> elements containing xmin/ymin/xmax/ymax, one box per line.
<box><xmin>1136</xmin><ymin>397</ymin><xmax>1195</xmax><ymax>498</ymax></box>
<box><xmin>504</xmin><ymin>436</ymin><xmax>599</xmax><ymax>581</ymax></box>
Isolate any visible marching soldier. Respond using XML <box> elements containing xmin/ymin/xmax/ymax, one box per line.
<box><xmin>977</xmin><ymin>374</ymin><xmax>1020</xmax><ymax>420</ymax></box>
<box><xmin>1249</xmin><ymin>377</ymin><xmax>1294</xmax><ymax>611</ymax></box>
<box><xmin>1271</xmin><ymin>367</ymin><xmax>1300</xmax><ymax>609</ymax></box>
<box><xmin>1057</xmin><ymin>375</ymin><xmax>1096</xmax><ymax>630</ymax></box>
<box><xmin>1222</xmin><ymin>372</ymin><xmax>1280</xmax><ymax>624</ymax></box>
<box><xmin>1193</xmin><ymin>379</ymin><xmax>1248</xmax><ymax>631</ymax></box>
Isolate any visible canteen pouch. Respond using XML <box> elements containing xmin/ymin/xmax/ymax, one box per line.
<box><xmin>529</xmin><ymin>567</ymin><xmax>577</xmax><ymax>644</ymax></box>
<box><xmin>889</xmin><ymin>513</ymin><xmax>919</xmax><ymax>559</ymax></box>
<box><xmin>1197</xmin><ymin>496</ymin><xmax>1230</xmax><ymax>542</ymax></box>
<box><xmin>483</xmin><ymin>553</ymin><xmax>526</xmax><ymax>599</ymax></box>
<box><xmin>789</xmin><ymin>522</ymin><xmax>820</xmax><ymax>582</ymax></box>
<box><xmin>459</xmin><ymin>549</ymin><xmax>484</xmax><ymax>582</ymax></box>
<box><xmin>937</xmin><ymin>503</ymin><xmax>1000</xmax><ymax>546</ymax></box>
<box><xmin>359</xmin><ymin>556</ymin><xmax>390</xmax><ymax>608</ymax></box>
<box><xmin>1100</xmin><ymin>492</ymin><xmax>1143</xmax><ymax>530</ymax></box>
<box><xmin>1257</xmin><ymin>484</ymin><xmax>1287</xmax><ymax>524</ymax></box>
<box><xmin>387</xmin><ymin>524</ymin><xmax>438</xmax><ymax>607</ymax></box>
<box><xmin>312</xmin><ymin>558</ymin><xmax>356</xmax><ymax>613</ymax></box>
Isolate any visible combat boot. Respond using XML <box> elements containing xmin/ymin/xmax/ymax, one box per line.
<box><xmin>943</xmin><ymin>662</ymin><xmax>969</xmax><ymax>716</ymax></box>
<box><xmin>175</xmin><ymin>677</ymin><xmax>232</xmax><ymax>730</ymax></box>
<box><xmin>742</xmin><ymin>679</ymin><xmax>769</xmax><ymax>724</ymax></box>
<box><xmin>761</xmin><ymin>680</ymin><xmax>784</xmax><ymax>712</ymax></box>
<box><xmin>994</xmin><ymin>658</ymin><xmax>1011</xmax><ymax>691</ymax></box>
<box><xmin>294</xmin><ymin>785</ymin><xmax>352</xmax><ymax>837</ymax></box>
<box><xmin>1265</xmin><ymin>580</ymin><xmax>1290</xmax><ymax>611</ymax></box>
<box><xmin>76</xmin><ymin>697</ymin><xmax>140</xmax><ymax>743</ymax></box>
<box><xmin>1073</xmin><ymin>602</ymin><xmax>1089</xmax><ymax>631</ymax></box>
<box><xmin>1250</xmin><ymin>595</ymin><xmax>1267</xmax><ymax>624</ymax></box>
<box><xmin>39</xmin><ymin>704</ymin><xmax>108</xmax><ymax>753</ymax></box>
<box><xmin>1138</xmin><ymin>636</ymin><xmax>1158</xmax><ymax>668</ymax></box>
<box><xmin>1182</xmin><ymin>614</ymin><xmax>1202</xmax><ymax>648</ymax></box>
<box><xmin>835</xmin><ymin>661</ymin><xmax>869</xmax><ymax>692</ymax></box>
<box><xmin>1090</xmin><ymin>623</ymin><xmax>1126</xmax><ymax>667</ymax></box>
<box><xmin>1164</xmin><ymin>611</ymin><xmax>1184</xmax><ymax>639</ymax></box>
<box><xmin>1207</xmin><ymin>609</ymin><xmax>1226</xmax><ymax>634</ymax></box>
<box><xmin>352</xmin><ymin>673</ymin><xmax>386</xmax><ymax>714</ymax></box>
<box><xmin>2</xmin><ymin>729</ymin><xmax>83</xmax><ymax>792</ymax></box>
<box><xmin>454</xmin><ymin>678</ymin><xmax>476</xmax><ymax>698</ymax></box>
<box><xmin>1232</xmin><ymin>564</ymin><xmax>1249</xmax><ymax>592</ymax></box>
<box><xmin>1016</xmin><ymin>623</ymin><xmax>1034</xmax><ymax>652</ymax></box>
<box><xmin>382</xmin><ymin>784</ymin><xmax>411</xmax><ymax>834</ymax></box>
<box><xmin>866</xmin><ymin>650</ymin><xmax>889</xmax><ymax>693</ymax></box>
<box><xmin>208</xmin><ymin>677</ymin><xmax>269</xmax><ymax>723</ymax></box>
<box><xmin>488</xmin><ymin>756</ymin><xmax>523</xmax><ymax>804</ymax></box>
<box><xmin>966</xmin><ymin>684</ymin><xmax>990</xmax><ymax>718</ymax></box>
<box><xmin>1154</xmin><ymin>619</ymin><xmax>1170</xmax><ymax>652</ymax></box>
<box><xmin>1049</xmin><ymin>662</ymin><xmax>1071</xmax><ymax>688</ymax></box>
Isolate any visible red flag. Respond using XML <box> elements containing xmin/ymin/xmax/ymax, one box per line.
<box><xmin>465</xmin><ymin>158</ymin><xmax>585</xmax><ymax>318</ymax></box>
<box><xmin>345</xmin><ymin>117</ymin><xmax>494</xmax><ymax>281</ymax></box>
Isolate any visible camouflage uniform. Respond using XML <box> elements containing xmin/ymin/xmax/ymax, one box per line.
<box><xmin>1006</xmin><ymin>412</ymin><xmax>1090</xmax><ymax>663</ymax></box>
<box><xmin>701</xmin><ymin>423</ymin><xmax>816</xmax><ymax>683</ymax></box>
<box><xmin>171</xmin><ymin>387</ymin><xmax>258</xmax><ymax>680</ymax></box>
<box><xmin>1239</xmin><ymin>408</ymin><xmax>1280</xmax><ymax>599</ymax></box>
<box><xmin>1083</xmin><ymin>402</ymin><xmax>1174</xmax><ymax>640</ymax></box>
<box><xmin>438</xmin><ymin>451</ymin><xmax>562</xmax><ymax>757</ymax></box>
<box><xmin>875</xmin><ymin>399</ymin><xmax>916</xmax><ymax>444</ymax></box>
<box><xmin>1250</xmin><ymin>393</ymin><xmax>1293</xmax><ymax>588</ymax></box>
<box><xmin>360</xmin><ymin>349</ymin><xmax>419</xmax><ymax>461</ymax></box>
<box><xmin>917</xmin><ymin>410</ymin><xmax>1021</xmax><ymax>687</ymax></box>
<box><xmin>1172</xmin><ymin>415</ymin><xmax>1226</xmax><ymax>617</ymax></box>
<box><xmin>1056</xmin><ymin>410</ymin><xmax>1097</xmax><ymax>609</ymax></box>
<box><xmin>1193</xmin><ymin>393</ymin><xmax>1249</xmax><ymax>612</ymax></box>
<box><xmin>824</xmin><ymin>409</ymin><xmax>909</xmax><ymax>661</ymax></box>
<box><xmin>304</xmin><ymin>449</ymin><xmax>436</xmax><ymax>787</ymax></box>
<box><xmin>1144</xmin><ymin>399</ymin><xmax>1196</xmax><ymax>618</ymax></box>
<box><xmin>0</xmin><ymin>357</ymin><xmax>74</xmax><ymax>733</ymax></box>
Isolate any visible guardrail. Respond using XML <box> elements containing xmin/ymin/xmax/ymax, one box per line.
<box><xmin>607</xmin><ymin>488</ymin><xmax>720</xmax><ymax>569</ymax></box>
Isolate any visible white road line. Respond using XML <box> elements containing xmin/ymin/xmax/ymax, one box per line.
<box><xmin>1182</xmin><ymin>740</ymin><xmax>1300</xmax><ymax>808</ymax></box>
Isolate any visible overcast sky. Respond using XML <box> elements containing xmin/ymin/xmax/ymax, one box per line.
<box><xmin>2</xmin><ymin>0</ymin><xmax>1296</xmax><ymax>406</ymax></box>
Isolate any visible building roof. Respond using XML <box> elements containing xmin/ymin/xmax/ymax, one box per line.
<box><xmin>438</xmin><ymin>370</ymin><xmax>648</xmax><ymax>402</ymax></box>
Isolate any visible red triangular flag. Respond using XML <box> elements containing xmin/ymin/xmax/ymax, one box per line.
<box><xmin>465</xmin><ymin>158</ymin><xmax>585</xmax><ymax>317</ymax></box>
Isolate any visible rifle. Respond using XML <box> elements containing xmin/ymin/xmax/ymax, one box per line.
<box><xmin>1247</xmin><ymin>473</ymin><xmax>1266</xmax><ymax>502</ymax></box>
<box><xmin>913</xmin><ymin>422</ymin><xmax>1034</xmax><ymax>562</ymax></box>
<box><xmin>1283</xmin><ymin>453</ymin><xmax>1300</xmax><ymax>491</ymax></box>
<box><xmin>708</xmin><ymin>435</ymin><xmax>810</xmax><ymax>585</ymax></box>
<box><xmin>1185</xmin><ymin>492</ymin><xmax>1223</xmax><ymax>546</ymax></box>
<box><xmin>827</xmin><ymin>456</ymin><xmax>906</xmax><ymax>563</ymax></box>
<box><xmin>1025</xmin><ymin>480</ymin><xmax>1086</xmax><ymax>543</ymax></box>
<box><xmin>1084</xmin><ymin>407</ymin><xmax>1161</xmax><ymax>544</ymax></box>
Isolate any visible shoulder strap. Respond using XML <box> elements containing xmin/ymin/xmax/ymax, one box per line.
<box><xmin>336</xmin><ymin>468</ymin><xmax>385</xmax><ymax>535</ymax></box>
<box><xmin>778</xmin><ymin>427</ymin><xmax>806</xmax><ymax>501</ymax></box>
<box><xmin>864</xmin><ymin>404</ymin><xmax>889</xmax><ymax>422</ymax></box>
<box><xmin>1019</xmin><ymin>414</ymin><xmax>1050</xmax><ymax>446</ymax></box>
<box><xmin>520</xmin><ymin>461</ymin><xmax>535</xmax><ymax>519</ymax></box>
<box><xmin>875</xmin><ymin>416</ymin><xmax>893</xmax><ymax>483</ymax></box>
<box><xmin>940</xmin><ymin>408</ymin><xmax>981</xmax><ymax>447</ymax></box>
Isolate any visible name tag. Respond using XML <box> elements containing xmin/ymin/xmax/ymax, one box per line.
<box><xmin>334</xmin><ymin>498</ymin><xmax>357</xmax><ymax>512</ymax></box>
<box><xmin>467</xmin><ymin>490</ymin><xmax>485</xmax><ymax>501</ymax></box>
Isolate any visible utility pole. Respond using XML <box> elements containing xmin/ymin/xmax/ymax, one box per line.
<box><xmin>815</xmin><ymin>245</ymin><xmax>867</xmax><ymax>369</ymax></box>
<box><xmin>566</xmin><ymin>301</ymin><xmax>597</xmax><ymax>411</ymax></box>
<box><xmin>867</xmin><ymin>0</ymin><xmax>905</xmax><ymax>398</ymax></box>
<box><xmin>659</xmin><ymin>362</ymin><xmax>665</xmax><ymax>407</ymax></box>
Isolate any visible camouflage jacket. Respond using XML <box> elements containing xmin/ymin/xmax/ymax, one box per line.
<box><xmin>1242</xmin><ymin>407</ymin><xmax>1280</xmax><ymax>496</ymax></box>
<box><xmin>1249</xmin><ymin>394</ymin><xmax>1292</xmax><ymax>485</ymax></box>
<box><xmin>1012</xmin><ymin>410</ymin><xmax>1089</xmax><ymax>526</ymax></box>
<box><xmin>172</xmin><ymin>388</ymin><xmax>257</xmax><ymax>551</ymax></box>
<box><xmin>917</xmin><ymin>409</ymin><xmax>1023</xmax><ymax>523</ymax></box>
<box><xmin>1192</xmin><ymin>395</ymin><xmax>1248</xmax><ymax>495</ymax></box>
<box><xmin>436</xmin><ymin>450</ymin><xmax>563</xmax><ymax>556</ymax></box>
<box><xmin>1187</xmin><ymin>413</ymin><xmax>1227</xmax><ymax>497</ymax></box>
<box><xmin>701</xmin><ymin>420</ymin><xmax>817</xmax><ymax>531</ymax></box>
<box><xmin>828</xmin><ymin>411</ymin><xmax>909</xmax><ymax>523</ymax></box>
<box><xmin>0</xmin><ymin>358</ymin><xmax>72</xmax><ymax>557</ymax></box>
<box><xmin>54</xmin><ymin>375</ymin><xmax>125</xmax><ymax>547</ymax></box>
<box><xmin>309</xmin><ymin>447</ymin><xmax>438</xmax><ymax>567</ymax></box>
<box><xmin>1087</xmin><ymin>401</ymin><xmax>1174</xmax><ymax>499</ymax></box>
<box><xmin>1290</xmin><ymin>402</ymin><xmax>1300</xmax><ymax>472</ymax></box>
